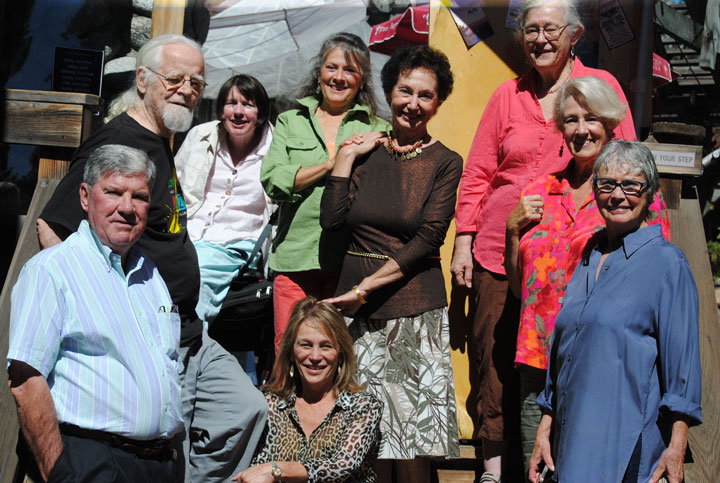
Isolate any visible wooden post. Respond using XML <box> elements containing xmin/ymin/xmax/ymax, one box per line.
<box><xmin>151</xmin><ymin>0</ymin><xmax>187</xmax><ymax>38</ymax></box>
<box><xmin>0</xmin><ymin>90</ymin><xmax>99</xmax><ymax>483</ymax></box>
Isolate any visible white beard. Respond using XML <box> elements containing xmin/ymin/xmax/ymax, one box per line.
<box><xmin>162</xmin><ymin>104</ymin><xmax>194</xmax><ymax>133</ymax></box>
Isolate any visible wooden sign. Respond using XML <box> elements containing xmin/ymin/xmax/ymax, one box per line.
<box><xmin>643</xmin><ymin>142</ymin><xmax>703</xmax><ymax>176</ymax></box>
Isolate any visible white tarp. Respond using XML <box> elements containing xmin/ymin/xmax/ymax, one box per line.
<box><xmin>202</xmin><ymin>0</ymin><xmax>373</xmax><ymax>100</ymax></box>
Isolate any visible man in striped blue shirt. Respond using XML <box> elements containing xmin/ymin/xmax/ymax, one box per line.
<box><xmin>8</xmin><ymin>145</ymin><xmax>183</xmax><ymax>482</ymax></box>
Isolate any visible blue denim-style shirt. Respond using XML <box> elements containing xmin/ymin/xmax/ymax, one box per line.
<box><xmin>537</xmin><ymin>224</ymin><xmax>702</xmax><ymax>482</ymax></box>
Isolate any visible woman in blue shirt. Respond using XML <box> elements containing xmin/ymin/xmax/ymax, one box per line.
<box><xmin>529</xmin><ymin>140</ymin><xmax>702</xmax><ymax>483</ymax></box>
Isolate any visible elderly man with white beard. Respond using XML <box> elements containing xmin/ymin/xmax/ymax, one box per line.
<box><xmin>37</xmin><ymin>34</ymin><xmax>267</xmax><ymax>482</ymax></box>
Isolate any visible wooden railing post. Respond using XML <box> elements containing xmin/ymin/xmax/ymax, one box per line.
<box><xmin>0</xmin><ymin>90</ymin><xmax>99</xmax><ymax>483</ymax></box>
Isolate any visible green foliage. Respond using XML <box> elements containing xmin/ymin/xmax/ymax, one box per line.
<box><xmin>707</xmin><ymin>237</ymin><xmax>720</xmax><ymax>279</ymax></box>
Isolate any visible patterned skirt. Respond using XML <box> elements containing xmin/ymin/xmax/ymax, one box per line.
<box><xmin>347</xmin><ymin>307</ymin><xmax>460</xmax><ymax>459</ymax></box>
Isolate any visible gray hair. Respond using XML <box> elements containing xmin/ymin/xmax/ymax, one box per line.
<box><xmin>136</xmin><ymin>34</ymin><xmax>203</xmax><ymax>85</ymax></box>
<box><xmin>518</xmin><ymin>0</ymin><xmax>584</xmax><ymax>37</ymax></box>
<box><xmin>593</xmin><ymin>140</ymin><xmax>660</xmax><ymax>203</ymax></box>
<box><xmin>296</xmin><ymin>32</ymin><xmax>379</xmax><ymax>115</ymax></box>
<box><xmin>84</xmin><ymin>144</ymin><xmax>156</xmax><ymax>191</ymax></box>
<box><xmin>554</xmin><ymin>76</ymin><xmax>627</xmax><ymax>131</ymax></box>
<box><xmin>105</xmin><ymin>34</ymin><xmax>203</xmax><ymax>122</ymax></box>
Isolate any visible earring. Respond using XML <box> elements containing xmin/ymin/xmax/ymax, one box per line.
<box><xmin>289</xmin><ymin>364</ymin><xmax>295</xmax><ymax>378</ymax></box>
<box><xmin>570</xmin><ymin>45</ymin><xmax>575</xmax><ymax>58</ymax></box>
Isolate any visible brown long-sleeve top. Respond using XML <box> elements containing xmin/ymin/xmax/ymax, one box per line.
<box><xmin>320</xmin><ymin>142</ymin><xmax>463</xmax><ymax>319</ymax></box>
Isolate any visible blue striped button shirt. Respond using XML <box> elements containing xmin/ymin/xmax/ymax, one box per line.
<box><xmin>8</xmin><ymin>220</ymin><xmax>183</xmax><ymax>440</ymax></box>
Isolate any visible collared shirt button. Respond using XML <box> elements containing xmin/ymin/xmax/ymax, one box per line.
<box><xmin>232</xmin><ymin>169</ymin><xmax>237</xmax><ymax>175</ymax></box>
<box><xmin>225</xmin><ymin>189</ymin><xmax>231</xmax><ymax>195</ymax></box>
<box><xmin>226</xmin><ymin>178</ymin><xmax>231</xmax><ymax>184</ymax></box>
<box><xmin>216</xmin><ymin>204</ymin><xmax>221</xmax><ymax>208</ymax></box>
<box><xmin>604</xmin><ymin>266</ymin><xmax>609</xmax><ymax>271</ymax></box>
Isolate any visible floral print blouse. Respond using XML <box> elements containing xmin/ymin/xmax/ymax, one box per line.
<box><xmin>252</xmin><ymin>390</ymin><xmax>383</xmax><ymax>482</ymax></box>
<box><xmin>515</xmin><ymin>170</ymin><xmax>671</xmax><ymax>369</ymax></box>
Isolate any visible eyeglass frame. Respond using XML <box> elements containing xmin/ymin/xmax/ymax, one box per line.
<box><xmin>145</xmin><ymin>68</ymin><xmax>208</xmax><ymax>94</ymax></box>
<box><xmin>522</xmin><ymin>24</ymin><xmax>569</xmax><ymax>41</ymax></box>
<box><xmin>593</xmin><ymin>176</ymin><xmax>649</xmax><ymax>196</ymax></box>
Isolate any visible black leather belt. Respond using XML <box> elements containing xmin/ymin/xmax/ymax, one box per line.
<box><xmin>59</xmin><ymin>423</ymin><xmax>175</xmax><ymax>460</ymax></box>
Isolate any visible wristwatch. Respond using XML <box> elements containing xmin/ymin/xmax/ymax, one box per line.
<box><xmin>271</xmin><ymin>461</ymin><xmax>282</xmax><ymax>482</ymax></box>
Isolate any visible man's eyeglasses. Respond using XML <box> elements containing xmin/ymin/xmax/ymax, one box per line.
<box><xmin>593</xmin><ymin>177</ymin><xmax>648</xmax><ymax>196</ymax></box>
<box><xmin>146</xmin><ymin>68</ymin><xmax>207</xmax><ymax>94</ymax></box>
<box><xmin>522</xmin><ymin>24</ymin><xmax>568</xmax><ymax>41</ymax></box>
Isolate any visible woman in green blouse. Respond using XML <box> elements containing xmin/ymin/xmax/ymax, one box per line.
<box><xmin>260</xmin><ymin>32</ymin><xmax>388</xmax><ymax>352</ymax></box>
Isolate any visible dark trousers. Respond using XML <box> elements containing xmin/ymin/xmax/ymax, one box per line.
<box><xmin>470</xmin><ymin>263</ymin><xmax>521</xmax><ymax>442</ymax></box>
<box><xmin>47</xmin><ymin>434</ymin><xmax>176</xmax><ymax>483</ymax></box>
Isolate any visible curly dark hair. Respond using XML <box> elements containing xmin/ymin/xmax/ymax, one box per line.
<box><xmin>380</xmin><ymin>45</ymin><xmax>454</xmax><ymax>104</ymax></box>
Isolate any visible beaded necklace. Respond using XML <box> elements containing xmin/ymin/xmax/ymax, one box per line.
<box><xmin>384</xmin><ymin>130</ymin><xmax>424</xmax><ymax>160</ymax></box>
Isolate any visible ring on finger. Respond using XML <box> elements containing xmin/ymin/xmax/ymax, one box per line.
<box><xmin>535</xmin><ymin>207</ymin><xmax>541</xmax><ymax>213</ymax></box>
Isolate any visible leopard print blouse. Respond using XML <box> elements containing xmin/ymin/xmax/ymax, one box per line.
<box><xmin>252</xmin><ymin>390</ymin><xmax>383</xmax><ymax>482</ymax></box>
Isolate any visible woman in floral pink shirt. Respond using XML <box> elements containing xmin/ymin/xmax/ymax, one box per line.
<box><xmin>503</xmin><ymin>76</ymin><xmax>670</xmax><ymax>478</ymax></box>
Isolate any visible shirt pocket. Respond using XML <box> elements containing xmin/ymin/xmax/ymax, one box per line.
<box><xmin>152</xmin><ymin>311</ymin><xmax>181</xmax><ymax>362</ymax></box>
<box><xmin>285</xmin><ymin>136</ymin><xmax>324</xmax><ymax>167</ymax></box>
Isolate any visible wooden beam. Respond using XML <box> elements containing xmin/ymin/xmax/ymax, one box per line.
<box><xmin>3</xmin><ymin>90</ymin><xmax>100</xmax><ymax>148</ymax></box>
<box><xmin>151</xmin><ymin>0</ymin><xmax>187</xmax><ymax>38</ymax></box>
<box><xmin>1</xmin><ymin>90</ymin><xmax>98</xmax><ymax>483</ymax></box>
<box><xmin>654</xmin><ymin>1</ymin><xmax>703</xmax><ymax>51</ymax></box>
<box><xmin>0</xmin><ymin>170</ymin><xmax>68</xmax><ymax>483</ymax></box>
<box><xmin>668</xmin><ymin>186</ymin><xmax>720</xmax><ymax>482</ymax></box>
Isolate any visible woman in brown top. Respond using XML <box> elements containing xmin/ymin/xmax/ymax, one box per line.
<box><xmin>320</xmin><ymin>45</ymin><xmax>462</xmax><ymax>482</ymax></box>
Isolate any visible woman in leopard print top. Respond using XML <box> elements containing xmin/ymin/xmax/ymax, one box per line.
<box><xmin>233</xmin><ymin>297</ymin><xmax>383</xmax><ymax>482</ymax></box>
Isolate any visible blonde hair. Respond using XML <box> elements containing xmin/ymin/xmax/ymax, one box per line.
<box><xmin>553</xmin><ymin>76</ymin><xmax>627</xmax><ymax>132</ymax></box>
<box><xmin>265</xmin><ymin>297</ymin><xmax>362</xmax><ymax>398</ymax></box>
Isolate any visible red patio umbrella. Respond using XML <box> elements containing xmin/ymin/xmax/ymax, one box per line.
<box><xmin>369</xmin><ymin>5</ymin><xmax>429</xmax><ymax>56</ymax></box>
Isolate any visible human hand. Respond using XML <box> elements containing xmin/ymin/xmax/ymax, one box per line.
<box><xmin>529</xmin><ymin>415</ymin><xmax>555</xmax><ymax>483</ymax></box>
<box><xmin>450</xmin><ymin>234</ymin><xmax>474</xmax><ymax>288</ymax></box>
<box><xmin>37</xmin><ymin>218</ymin><xmax>63</xmax><ymax>249</ymax></box>
<box><xmin>231</xmin><ymin>463</ymin><xmax>274</xmax><ymax>483</ymax></box>
<box><xmin>338</xmin><ymin>131</ymin><xmax>387</xmax><ymax>157</ymax></box>
<box><xmin>324</xmin><ymin>287</ymin><xmax>366</xmax><ymax>315</ymax></box>
<box><xmin>649</xmin><ymin>446</ymin><xmax>685</xmax><ymax>483</ymax></box>
<box><xmin>507</xmin><ymin>195</ymin><xmax>544</xmax><ymax>236</ymax></box>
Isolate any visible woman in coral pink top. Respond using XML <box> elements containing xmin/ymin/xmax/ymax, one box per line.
<box><xmin>503</xmin><ymin>76</ymin><xmax>670</xmax><ymax>478</ymax></box>
<box><xmin>450</xmin><ymin>1</ymin><xmax>635</xmax><ymax>481</ymax></box>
